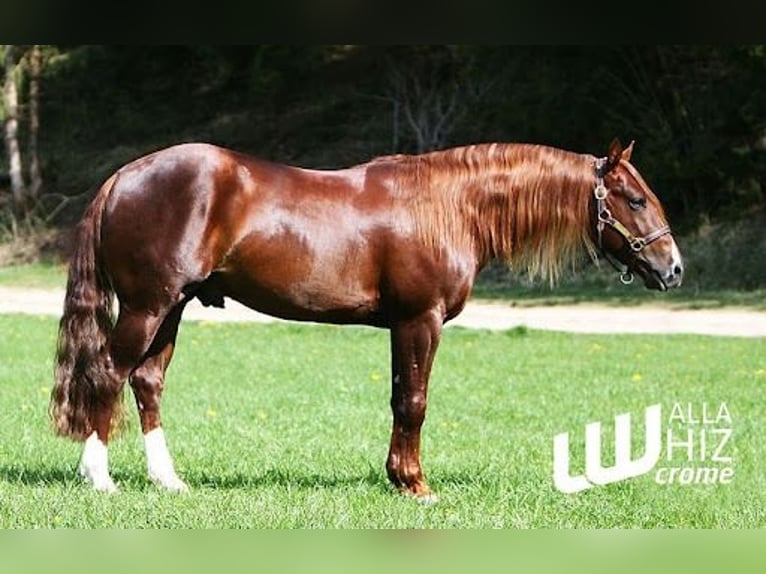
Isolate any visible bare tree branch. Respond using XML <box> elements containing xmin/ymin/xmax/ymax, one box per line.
<box><xmin>384</xmin><ymin>48</ymin><xmax>494</xmax><ymax>154</ymax></box>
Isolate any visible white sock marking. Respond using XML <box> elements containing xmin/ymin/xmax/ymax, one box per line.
<box><xmin>144</xmin><ymin>427</ymin><xmax>189</xmax><ymax>492</ymax></box>
<box><xmin>79</xmin><ymin>432</ymin><xmax>117</xmax><ymax>493</ymax></box>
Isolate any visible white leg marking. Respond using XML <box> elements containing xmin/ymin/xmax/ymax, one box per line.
<box><xmin>79</xmin><ymin>432</ymin><xmax>118</xmax><ymax>493</ymax></box>
<box><xmin>144</xmin><ymin>427</ymin><xmax>189</xmax><ymax>492</ymax></box>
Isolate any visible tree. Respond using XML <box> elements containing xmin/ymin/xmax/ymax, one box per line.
<box><xmin>27</xmin><ymin>44</ymin><xmax>42</xmax><ymax>200</ymax></box>
<box><xmin>2</xmin><ymin>44</ymin><xmax>45</xmax><ymax>220</ymax></box>
<box><xmin>3</xmin><ymin>45</ymin><xmax>27</xmax><ymax>216</ymax></box>
<box><xmin>385</xmin><ymin>46</ymin><xmax>494</xmax><ymax>153</ymax></box>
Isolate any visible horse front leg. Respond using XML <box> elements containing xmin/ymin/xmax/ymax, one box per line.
<box><xmin>386</xmin><ymin>308</ymin><xmax>443</xmax><ymax>502</ymax></box>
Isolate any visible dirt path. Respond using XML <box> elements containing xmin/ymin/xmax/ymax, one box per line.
<box><xmin>0</xmin><ymin>286</ymin><xmax>763</xmax><ymax>337</ymax></box>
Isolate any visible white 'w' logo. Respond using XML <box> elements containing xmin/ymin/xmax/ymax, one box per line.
<box><xmin>553</xmin><ymin>404</ymin><xmax>662</xmax><ymax>493</ymax></box>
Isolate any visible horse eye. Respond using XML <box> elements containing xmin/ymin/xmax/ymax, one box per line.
<box><xmin>628</xmin><ymin>197</ymin><xmax>646</xmax><ymax>211</ymax></box>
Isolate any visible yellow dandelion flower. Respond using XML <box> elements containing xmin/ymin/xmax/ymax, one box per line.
<box><xmin>631</xmin><ymin>373</ymin><xmax>643</xmax><ymax>382</ymax></box>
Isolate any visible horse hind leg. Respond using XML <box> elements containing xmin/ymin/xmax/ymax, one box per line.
<box><xmin>128</xmin><ymin>302</ymin><xmax>189</xmax><ymax>492</ymax></box>
<box><xmin>78</xmin><ymin>307</ymin><xmax>168</xmax><ymax>492</ymax></box>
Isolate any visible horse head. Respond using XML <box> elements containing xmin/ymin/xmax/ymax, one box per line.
<box><xmin>594</xmin><ymin>139</ymin><xmax>684</xmax><ymax>291</ymax></box>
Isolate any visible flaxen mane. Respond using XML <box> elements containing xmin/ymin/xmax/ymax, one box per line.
<box><xmin>389</xmin><ymin>143</ymin><xmax>599</xmax><ymax>283</ymax></box>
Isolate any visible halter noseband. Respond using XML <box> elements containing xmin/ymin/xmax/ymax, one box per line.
<box><xmin>594</xmin><ymin>158</ymin><xmax>671</xmax><ymax>285</ymax></box>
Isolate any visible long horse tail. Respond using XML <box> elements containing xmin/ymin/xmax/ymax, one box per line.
<box><xmin>50</xmin><ymin>172</ymin><xmax>122</xmax><ymax>441</ymax></box>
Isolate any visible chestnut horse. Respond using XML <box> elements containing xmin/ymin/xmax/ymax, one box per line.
<box><xmin>50</xmin><ymin>138</ymin><xmax>683</xmax><ymax>499</ymax></box>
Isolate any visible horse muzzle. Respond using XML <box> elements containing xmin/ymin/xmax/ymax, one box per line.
<box><xmin>632</xmin><ymin>249</ymin><xmax>684</xmax><ymax>292</ymax></box>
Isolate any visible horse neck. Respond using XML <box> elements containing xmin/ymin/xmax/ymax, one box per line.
<box><xmin>409</xmin><ymin>144</ymin><xmax>598</xmax><ymax>283</ymax></box>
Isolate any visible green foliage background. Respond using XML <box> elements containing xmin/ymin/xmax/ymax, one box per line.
<box><xmin>1</xmin><ymin>46</ymin><xmax>765</xmax><ymax>289</ymax></box>
<box><xmin>6</xmin><ymin>46</ymin><xmax>762</xmax><ymax>222</ymax></box>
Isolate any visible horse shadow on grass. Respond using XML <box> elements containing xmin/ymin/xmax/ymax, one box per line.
<box><xmin>169</xmin><ymin>466</ymin><xmax>495</xmax><ymax>493</ymax></box>
<box><xmin>0</xmin><ymin>462</ymin><xmax>389</xmax><ymax>493</ymax></box>
<box><xmin>0</xmin><ymin>463</ymin><xmax>81</xmax><ymax>487</ymax></box>
<box><xmin>182</xmin><ymin>465</ymin><xmax>386</xmax><ymax>492</ymax></box>
<box><xmin>0</xmin><ymin>463</ymin><xmax>488</xmax><ymax>494</ymax></box>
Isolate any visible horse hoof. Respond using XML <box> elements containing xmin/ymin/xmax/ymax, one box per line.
<box><xmin>150</xmin><ymin>473</ymin><xmax>190</xmax><ymax>493</ymax></box>
<box><xmin>415</xmin><ymin>492</ymin><xmax>439</xmax><ymax>505</ymax></box>
<box><xmin>164</xmin><ymin>482</ymin><xmax>190</xmax><ymax>493</ymax></box>
<box><xmin>80</xmin><ymin>468</ymin><xmax>118</xmax><ymax>493</ymax></box>
<box><xmin>93</xmin><ymin>482</ymin><xmax>118</xmax><ymax>493</ymax></box>
<box><xmin>163</xmin><ymin>480</ymin><xmax>190</xmax><ymax>493</ymax></box>
<box><xmin>398</xmin><ymin>486</ymin><xmax>439</xmax><ymax>504</ymax></box>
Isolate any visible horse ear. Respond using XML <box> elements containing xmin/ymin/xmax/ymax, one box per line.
<box><xmin>604</xmin><ymin>138</ymin><xmax>623</xmax><ymax>173</ymax></box>
<box><xmin>621</xmin><ymin>140</ymin><xmax>635</xmax><ymax>161</ymax></box>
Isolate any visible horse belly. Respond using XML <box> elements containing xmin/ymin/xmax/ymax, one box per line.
<box><xmin>215</xmin><ymin>230</ymin><xmax>383</xmax><ymax>325</ymax></box>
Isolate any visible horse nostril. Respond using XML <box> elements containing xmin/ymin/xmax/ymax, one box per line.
<box><xmin>673</xmin><ymin>264</ymin><xmax>683</xmax><ymax>276</ymax></box>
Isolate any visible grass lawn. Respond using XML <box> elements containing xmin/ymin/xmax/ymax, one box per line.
<box><xmin>0</xmin><ymin>313</ymin><xmax>763</xmax><ymax>528</ymax></box>
<box><xmin>473</xmin><ymin>262</ymin><xmax>766</xmax><ymax>310</ymax></box>
<box><xmin>0</xmin><ymin>261</ymin><xmax>69</xmax><ymax>290</ymax></box>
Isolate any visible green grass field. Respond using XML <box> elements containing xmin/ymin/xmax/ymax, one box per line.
<box><xmin>0</xmin><ymin>261</ymin><xmax>69</xmax><ymax>289</ymax></box>
<box><xmin>0</xmin><ymin>313</ymin><xmax>763</xmax><ymax>528</ymax></box>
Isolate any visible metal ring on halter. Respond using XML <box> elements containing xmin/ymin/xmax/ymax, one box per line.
<box><xmin>629</xmin><ymin>238</ymin><xmax>646</xmax><ymax>252</ymax></box>
<box><xmin>598</xmin><ymin>208</ymin><xmax>612</xmax><ymax>223</ymax></box>
<box><xmin>620</xmin><ymin>271</ymin><xmax>634</xmax><ymax>285</ymax></box>
<box><xmin>594</xmin><ymin>183</ymin><xmax>608</xmax><ymax>200</ymax></box>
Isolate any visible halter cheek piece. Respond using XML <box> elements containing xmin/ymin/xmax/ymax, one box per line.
<box><xmin>594</xmin><ymin>158</ymin><xmax>671</xmax><ymax>285</ymax></box>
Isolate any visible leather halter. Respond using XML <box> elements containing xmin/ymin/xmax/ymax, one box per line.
<box><xmin>594</xmin><ymin>158</ymin><xmax>672</xmax><ymax>285</ymax></box>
